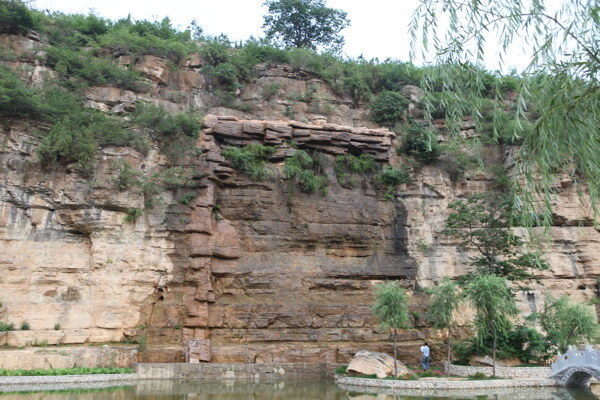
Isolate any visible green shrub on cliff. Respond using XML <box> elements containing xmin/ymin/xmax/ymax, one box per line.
<box><xmin>374</xmin><ymin>167</ymin><xmax>412</xmax><ymax>200</ymax></box>
<box><xmin>335</xmin><ymin>153</ymin><xmax>380</xmax><ymax>187</ymax></box>
<box><xmin>222</xmin><ymin>144</ymin><xmax>276</xmax><ymax>180</ymax></box>
<box><xmin>370</xmin><ymin>91</ymin><xmax>409</xmax><ymax>125</ymax></box>
<box><xmin>284</xmin><ymin>150</ymin><xmax>328</xmax><ymax>195</ymax></box>
<box><xmin>36</xmin><ymin>99</ymin><xmax>146</xmax><ymax>173</ymax></box>
<box><xmin>41</xmin><ymin>11</ymin><xmax>198</xmax><ymax>60</ymax></box>
<box><xmin>115</xmin><ymin>162</ymin><xmax>142</xmax><ymax>191</ymax></box>
<box><xmin>44</xmin><ymin>12</ymin><xmax>111</xmax><ymax>49</ymax></box>
<box><xmin>438</xmin><ymin>142</ymin><xmax>479</xmax><ymax>181</ymax></box>
<box><xmin>45</xmin><ymin>46</ymin><xmax>146</xmax><ymax>92</ymax></box>
<box><xmin>0</xmin><ymin>0</ymin><xmax>39</xmax><ymax>34</ymax></box>
<box><xmin>0</xmin><ymin>67</ymin><xmax>147</xmax><ymax>172</ymax></box>
<box><xmin>99</xmin><ymin>25</ymin><xmax>197</xmax><ymax>60</ymax></box>
<box><xmin>132</xmin><ymin>103</ymin><xmax>200</xmax><ymax>139</ymax></box>
<box><xmin>400</xmin><ymin>123</ymin><xmax>440</xmax><ymax>164</ymax></box>
<box><xmin>123</xmin><ymin>208</ymin><xmax>143</xmax><ymax>223</ymax></box>
<box><xmin>335</xmin><ymin>153</ymin><xmax>379</xmax><ymax>174</ymax></box>
<box><xmin>0</xmin><ymin>322</ymin><xmax>15</xmax><ymax>332</ymax></box>
<box><xmin>0</xmin><ymin>66</ymin><xmax>39</xmax><ymax>118</ymax></box>
<box><xmin>37</xmin><ymin>110</ymin><xmax>118</xmax><ymax>172</ymax></box>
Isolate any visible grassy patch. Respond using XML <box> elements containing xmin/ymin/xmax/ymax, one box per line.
<box><xmin>334</xmin><ymin>365</ymin><xmax>348</xmax><ymax>374</ymax></box>
<box><xmin>0</xmin><ymin>367</ymin><xmax>134</xmax><ymax>376</ymax></box>
<box><xmin>0</xmin><ymin>322</ymin><xmax>15</xmax><ymax>332</ymax></box>
<box><xmin>467</xmin><ymin>372</ymin><xmax>504</xmax><ymax>380</ymax></box>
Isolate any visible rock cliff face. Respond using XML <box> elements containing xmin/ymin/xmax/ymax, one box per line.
<box><xmin>1</xmin><ymin>33</ymin><xmax>598</xmax><ymax>367</ymax></box>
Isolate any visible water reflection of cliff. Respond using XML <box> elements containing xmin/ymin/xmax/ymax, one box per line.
<box><xmin>0</xmin><ymin>380</ymin><xmax>599</xmax><ymax>400</ymax></box>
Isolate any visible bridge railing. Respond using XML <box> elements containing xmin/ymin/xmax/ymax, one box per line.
<box><xmin>551</xmin><ymin>347</ymin><xmax>600</xmax><ymax>373</ymax></box>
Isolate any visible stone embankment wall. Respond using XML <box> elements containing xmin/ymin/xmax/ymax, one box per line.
<box><xmin>135</xmin><ymin>362</ymin><xmax>334</xmax><ymax>380</ymax></box>
<box><xmin>448</xmin><ymin>364</ymin><xmax>551</xmax><ymax>379</ymax></box>
<box><xmin>335</xmin><ymin>375</ymin><xmax>557</xmax><ymax>390</ymax></box>
<box><xmin>1</xmin><ymin>30</ymin><xmax>599</xmax><ymax>368</ymax></box>
<box><xmin>0</xmin><ymin>346</ymin><xmax>136</xmax><ymax>370</ymax></box>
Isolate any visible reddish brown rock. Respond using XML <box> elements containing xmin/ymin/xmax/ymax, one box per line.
<box><xmin>186</xmin><ymin>338</ymin><xmax>211</xmax><ymax>362</ymax></box>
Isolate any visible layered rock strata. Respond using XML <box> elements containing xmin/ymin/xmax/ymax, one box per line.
<box><xmin>1</xmin><ymin>31</ymin><xmax>599</xmax><ymax>367</ymax></box>
<box><xmin>206</xmin><ymin>115</ymin><xmax>396</xmax><ymax>161</ymax></box>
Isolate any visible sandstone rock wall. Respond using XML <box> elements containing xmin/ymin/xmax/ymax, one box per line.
<box><xmin>1</xmin><ymin>34</ymin><xmax>599</xmax><ymax>367</ymax></box>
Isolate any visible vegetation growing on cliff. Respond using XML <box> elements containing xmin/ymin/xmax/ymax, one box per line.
<box><xmin>221</xmin><ymin>144</ymin><xmax>276</xmax><ymax>180</ymax></box>
<box><xmin>370</xmin><ymin>91</ymin><xmax>410</xmax><ymax>126</ymax></box>
<box><xmin>114</xmin><ymin>162</ymin><xmax>195</xmax><ymax>207</ymax></box>
<box><xmin>1</xmin><ymin>0</ymin><xmax>592</xmax><ymax>211</ymax></box>
<box><xmin>284</xmin><ymin>149</ymin><xmax>328</xmax><ymax>195</ymax></box>
<box><xmin>334</xmin><ymin>153</ymin><xmax>379</xmax><ymax>188</ymax></box>
<box><xmin>374</xmin><ymin>167</ymin><xmax>412</xmax><ymax>200</ymax></box>
<box><xmin>398</xmin><ymin>123</ymin><xmax>440</xmax><ymax>164</ymax></box>
<box><xmin>443</xmin><ymin>192</ymin><xmax>549</xmax><ymax>285</ymax></box>
<box><xmin>0</xmin><ymin>0</ymin><xmax>39</xmax><ymax>34</ymax></box>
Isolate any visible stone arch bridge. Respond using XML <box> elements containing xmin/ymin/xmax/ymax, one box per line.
<box><xmin>549</xmin><ymin>347</ymin><xmax>600</xmax><ymax>387</ymax></box>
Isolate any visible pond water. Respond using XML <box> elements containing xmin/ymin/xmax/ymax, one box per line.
<box><xmin>0</xmin><ymin>379</ymin><xmax>598</xmax><ymax>400</ymax></box>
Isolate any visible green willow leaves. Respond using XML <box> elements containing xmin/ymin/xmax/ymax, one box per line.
<box><xmin>411</xmin><ymin>0</ymin><xmax>600</xmax><ymax>225</ymax></box>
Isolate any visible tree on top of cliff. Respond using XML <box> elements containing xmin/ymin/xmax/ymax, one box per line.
<box><xmin>262</xmin><ymin>0</ymin><xmax>350</xmax><ymax>53</ymax></box>
<box><xmin>443</xmin><ymin>192</ymin><xmax>548</xmax><ymax>286</ymax></box>
<box><xmin>411</xmin><ymin>0</ymin><xmax>600</xmax><ymax>225</ymax></box>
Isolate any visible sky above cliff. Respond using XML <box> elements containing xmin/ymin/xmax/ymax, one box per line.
<box><xmin>32</xmin><ymin>0</ymin><xmax>561</xmax><ymax>72</ymax></box>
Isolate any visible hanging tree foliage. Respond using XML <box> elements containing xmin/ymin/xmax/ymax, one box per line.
<box><xmin>410</xmin><ymin>0</ymin><xmax>600</xmax><ymax>225</ymax></box>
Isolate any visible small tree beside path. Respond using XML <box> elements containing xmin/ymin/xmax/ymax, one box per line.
<box><xmin>372</xmin><ymin>281</ymin><xmax>411</xmax><ymax>377</ymax></box>
<box><xmin>427</xmin><ymin>278</ymin><xmax>461</xmax><ymax>374</ymax></box>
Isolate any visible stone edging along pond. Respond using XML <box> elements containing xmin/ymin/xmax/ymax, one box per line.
<box><xmin>0</xmin><ymin>364</ymin><xmax>557</xmax><ymax>391</ymax></box>
<box><xmin>0</xmin><ymin>373</ymin><xmax>139</xmax><ymax>387</ymax></box>
<box><xmin>448</xmin><ymin>364</ymin><xmax>551</xmax><ymax>379</ymax></box>
<box><xmin>334</xmin><ymin>374</ymin><xmax>558</xmax><ymax>389</ymax></box>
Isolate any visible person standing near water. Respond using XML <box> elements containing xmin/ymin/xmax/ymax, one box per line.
<box><xmin>420</xmin><ymin>342</ymin><xmax>430</xmax><ymax>370</ymax></box>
